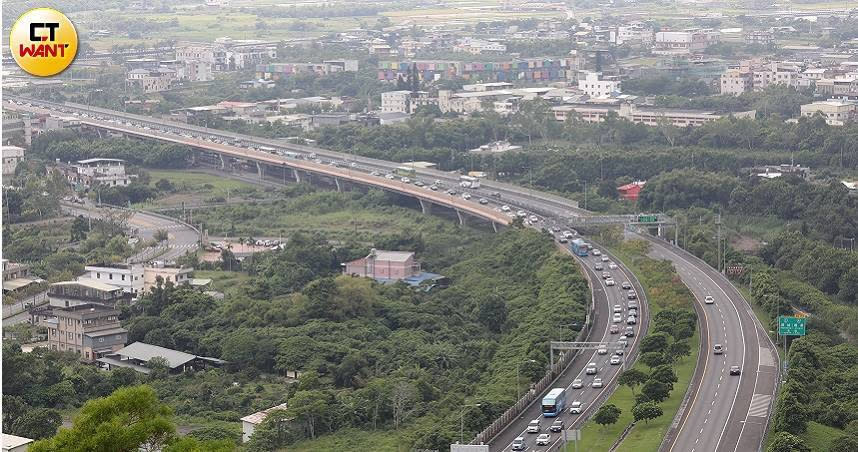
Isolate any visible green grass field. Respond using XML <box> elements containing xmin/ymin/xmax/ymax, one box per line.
<box><xmin>573</xmin><ymin>244</ymin><xmax>701</xmax><ymax>452</ymax></box>
<box><xmin>135</xmin><ymin>170</ymin><xmax>259</xmax><ymax>208</ymax></box>
<box><xmin>800</xmin><ymin>421</ymin><xmax>843</xmax><ymax>451</ymax></box>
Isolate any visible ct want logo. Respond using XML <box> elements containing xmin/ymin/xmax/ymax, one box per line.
<box><xmin>9</xmin><ymin>8</ymin><xmax>78</xmax><ymax>77</ymax></box>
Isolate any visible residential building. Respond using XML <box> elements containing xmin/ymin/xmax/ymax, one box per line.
<box><xmin>578</xmin><ymin>71</ymin><xmax>622</xmax><ymax>97</ymax></box>
<box><xmin>255</xmin><ymin>60</ymin><xmax>358</xmax><ymax>80</ymax></box>
<box><xmin>369</xmin><ymin>43</ymin><xmax>396</xmax><ymax>57</ymax></box>
<box><xmin>617</xmin><ymin>181</ymin><xmax>646</xmax><ymax>201</ymax></box>
<box><xmin>378</xmin><ymin>112</ymin><xmax>411</xmax><ymax>125</ymax></box>
<box><xmin>47</xmin><ymin>279</ymin><xmax>129</xmax><ymax>309</ymax></box>
<box><xmin>343</xmin><ymin>249</ymin><xmax>421</xmax><ymax>281</ymax></box>
<box><xmin>239</xmin><ymin>79</ymin><xmax>276</xmax><ymax>90</ymax></box>
<box><xmin>2</xmin><ymin>259</ymin><xmax>39</xmax><ymax>294</ymax></box>
<box><xmin>654</xmin><ymin>30</ymin><xmax>720</xmax><ymax>55</ymax></box>
<box><xmin>800</xmin><ymin>100</ymin><xmax>858</xmax><ymax>125</ymax></box>
<box><xmin>2</xmin><ymin>433</ymin><xmax>34</xmax><ymax>452</ymax></box>
<box><xmin>241</xmin><ymin>403</ymin><xmax>291</xmax><ymax>442</ymax></box>
<box><xmin>551</xmin><ymin>101</ymin><xmax>756</xmax><ymax>127</ymax></box>
<box><xmin>745</xmin><ymin>30</ymin><xmax>774</xmax><ymax>45</ymax></box>
<box><xmin>377</xmin><ymin>57</ymin><xmax>577</xmax><ymax>83</ymax></box>
<box><xmin>176</xmin><ymin>45</ymin><xmax>217</xmax><ymax>66</ymax></box>
<box><xmin>381</xmin><ymin>90</ymin><xmax>413</xmax><ymax>114</ymax></box>
<box><xmin>60</xmin><ymin>158</ymin><xmax>135</xmax><ymax>187</ymax></box>
<box><xmin>97</xmin><ymin>341</ymin><xmax>226</xmax><ymax>374</ymax></box>
<box><xmin>143</xmin><ymin>263</ymin><xmax>194</xmax><ymax>293</ymax></box>
<box><xmin>469</xmin><ymin>141</ymin><xmax>522</xmax><ymax>154</ymax></box>
<box><xmin>82</xmin><ymin>263</ymin><xmax>144</xmax><ymax>296</ymax></box>
<box><xmin>616</xmin><ymin>23</ymin><xmax>654</xmax><ymax>45</ymax></box>
<box><xmin>462</xmin><ymin>82</ymin><xmax>515</xmax><ymax>92</ymax></box>
<box><xmin>815</xmin><ymin>77</ymin><xmax>858</xmax><ymax>99</ymax></box>
<box><xmin>44</xmin><ymin>115</ymin><xmax>81</xmax><ymax>131</ymax></box>
<box><xmin>2</xmin><ymin>145</ymin><xmax>24</xmax><ymax>176</ymax></box>
<box><xmin>34</xmin><ymin>303</ymin><xmax>127</xmax><ymax>362</ymax></box>
<box><xmin>2</xmin><ymin>110</ymin><xmax>25</xmax><ymax>145</ymax></box>
<box><xmin>752</xmin><ymin>61</ymin><xmax>802</xmax><ymax>91</ymax></box>
<box><xmin>126</xmin><ymin>67</ymin><xmax>177</xmax><ymax>93</ymax></box>
<box><xmin>453</xmin><ymin>38</ymin><xmax>507</xmax><ymax>55</ymax></box>
<box><xmin>720</xmin><ymin>68</ymin><xmax>754</xmax><ymax>95</ymax></box>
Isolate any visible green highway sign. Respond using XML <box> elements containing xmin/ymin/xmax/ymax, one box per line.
<box><xmin>778</xmin><ymin>316</ymin><xmax>806</xmax><ymax>336</ymax></box>
<box><xmin>638</xmin><ymin>214</ymin><xmax>658</xmax><ymax>223</ymax></box>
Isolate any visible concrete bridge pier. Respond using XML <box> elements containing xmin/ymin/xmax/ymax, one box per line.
<box><xmin>256</xmin><ymin>161</ymin><xmax>264</xmax><ymax>179</ymax></box>
<box><xmin>657</xmin><ymin>223</ymin><xmax>663</xmax><ymax>238</ymax></box>
<box><xmin>455</xmin><ymin>209</ymin><xmax>466</xmax><ymax>226</ymax></box>
<box><xmin>293</xmin><ymin>168</ymin><xmax>301</xmax><ymax>183</ymax></box>
<box><xmin>334</xmin><ymin>177</ymin><xmax>342</xmax><ymax>192</ymax></box>
<box><xmin>418</xmin><ymin>199</ymin><xmax>432</xmax><ymax>214</ymax></box>
<box><xmin>491</xmin><ymin>221</ymin><xmax>498</xmax><ymax>233</ymax></box>
<box><xmin>219</xmin><ymin>154</ymin><xmax>226</xmax><ymax>170</ymax></box>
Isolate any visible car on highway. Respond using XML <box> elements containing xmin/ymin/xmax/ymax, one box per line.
<box><xmin>479</xmin><ymin>198</ymin><xmax>489</xmax><ymax>205</ymax></box>
<box><xmin>704</xmin><ymin>295</ymin><xmax>715</xmax><ymax>304</ymax></box>
<box><xmin>401</xmin><ymin>177</ymin><xmax>411</xmax><ymax>184</ymax></box>
<box><xmin>512</xmin><ymin>437</ymin><xmax>526</xmax><ymax>451</ymax></box>
<box><xmin>586</xmin><ymin>363</ymin><xmax>598</xmax><ymax>375</ymax></box>
<box><xmin>610</xmin><ymin>324</ymin><xmax>620</xmax><ymax>334</ymax></box>
<box><xmin>501</xmin><ymin>205</ymin><xmax>511</xmax><ymax>212</ymax></box>
<box><xmin>569</xmin><ymin>401</ymin><xmax>584</xmax><ymax>414</ymax></box>
<box><xmin>414</xmin><ymin>180</ymin><xmax>425</xmax><ymax>187</ymax></box>
<box><xmin>516</xmin><ymin>210</ymin><xmax>527</xmax><ymax>218</ymax></box>
<box><xmin>613</xmin><ymin>305</ymin><xmax>623</xmax><ymax>313</ymax></box>
<box><xmin>610</xmin><ymin>355</ymin><xmax>622</xmax><ymax>365</ymax></box>
<box><xmin>609</xmin><ymin>262</ymin><xmax>618</xmax><ymax>269</ymax></box>
<box><xmin>602</xmin><ymin>272</ymin><xmax>611</xmax><ymax>279</ymax></box>
<box><xmin>730</xmin><ymin>365</ymin><xmax>741</xmax><ymax>375</ymax></box>
<box><xmin>572</xmin><ymin>378</ymin><xmax>583</xmax><ymax>389</ymax></box>
<box><xmin>594</xmin><ymin>263</ymin><xmax>603</xmax><ymax>271</ymax></box>
<box><xmin>527</xmin><ymin>419</ymin><xmax>540</xmax><ymax>433</ymax></box>
<box><xmin>597</xmin><ymin>347</ymin><xmax>608</xmax><ymax>355</ymax></box>
<box><xmin>627</xmin><ymin>291</ymin><xmax>637</xmax><ymax>300</ymax></box>
<box><xmin>446</xmin><ymin>189</ymin><xmax>457</xmax><ymax>195</ymax></box>
<box><xmin>490</xmin><ymin>191</ymin><xmax>502</xmax><ymax>198</ymax></box>
<box><xmin>563</xmin><ymin>231</ymin><xmax>575</xmax><ymax>239</ymax></box>
<box><xmin>628</xmin><ymin>300</ymin><xmax>639</xmax><ymax>310</ymax></box>
<box><xmin>429</xmin><ymin>185</ymin><xmax>438</xmax><ymax>191</ymax></box>
<box><xmin>462</xmin><ymin>193</ymin><xmax>472</xmax><ymax>200</ymax></box>
<box><xmin>624</xmin><ymin>326</ymin><xmax>635</xmax><ymax>337</ymax></box>
<box><xmin>371</xmin><ymin>171</ymin><xmax>381</xmax><ymax>176</ymax></box>
<box><xmin>549</xmin><ymin>419</ymin><xmax>564</xmax><ymax>433</ymax></box>
<box><xmin>612</xmin><ymin>313</ymin><xmax>622</xmax><ymax>323</ymax></box>
<box><xmin>592</xmin><ymin>249</ymin><xmax>602</xmax><ymax>256</ymax></box>
<box><xmin>626</xmin><ymin>316</ymin><xmax>637</xmax><ymax>325</ymax></box>
<box><xmin>617</xmin><ymin>338</ymin><xmax>629</xmax><ymax>348</ymax></box>
<box><xmin>606</xmin><ymin>278</ymin><xmax>616</xmax><ymax>286</ymax></box>
<box><xmin>714</xmin><ymin>344</ymin><xmax>724</xmax><ymax>355</ymax></box>
<box><xmin>536</xmin><ymin>433</ymin><xmax>551</xmax><ymax>446</ymax></box>
<box><xmin>592</xmin><ymin>378</ymin><xmax>603</xmax><ymax>388</ymax></box>
<box><xmin>385</xmin><ymin>174</ymin><xmax>395</xmax><ymax>179</ymax></box>
<box><xmin>614</xmin><ymin>347</ymin><xmax>624</xmax><ymax>356</ymax></box>
<box><xmin>601</xmin><ymin>256</ymin><xmax>610</xmax><ymax>262</ymax></box>
<box><xmin>558</xmin><ymin>237</ymin><xmax>568</xmax><ymax>244</ymax></box>
<box><xmin>529</xmin><ymin>215</ymin><xmax>539</xmax><ymax>223</ymax></box>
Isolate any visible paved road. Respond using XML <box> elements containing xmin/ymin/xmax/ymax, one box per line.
<box><xmin>61</xmin><ymin>202</ymin><xmax>199</xmax><ymax>262</ymax></box>
<box><xmin>489</xmin><ymin>245</ymin><xmax>649</xmax><ymax>452</ymax></box>
<box><xmin>641</xmin><ymin>234</ymin><xmax>778</xmax><ymax>452</ymax></box>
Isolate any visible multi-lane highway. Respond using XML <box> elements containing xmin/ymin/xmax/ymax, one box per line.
<box><xmin>643</xmin><ymin>234</ymin><xmax>778</xmax><ymax>452</ymax></box>
<box><xmin>5</xmin><ymin>96</ymin><xmax>778</xmax><ymax>450</ymax></box>
<box><xmin>490</xmin><ymin>245</ymin><xmax>648</xmax><ymax>452</ymax></box>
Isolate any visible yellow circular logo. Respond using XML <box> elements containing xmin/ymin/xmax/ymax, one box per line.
<box><xmin>9</xmin><ymin>8</ymin><xmax>78</xmax><ymax>77</ymax></box>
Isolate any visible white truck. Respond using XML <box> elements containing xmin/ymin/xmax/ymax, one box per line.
<box><xmin>459</xmin><ymin>175</ymin><xmax>481</xmax><ymax>189</ymax></box>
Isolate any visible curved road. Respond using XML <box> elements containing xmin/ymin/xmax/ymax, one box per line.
<box><xmin>7</xmin><ymin>97</ymin><xmax>778</xmax><ymax>450</ymax></box>
<box><xmin>490</xmin><ymin>244</ymin><xmax>649</xmax><ymax>452</ymax></box>
<box><xmin>641</xmin><ymin>234</ymin><xmax>778</xmax><ymax>452</ymax></box>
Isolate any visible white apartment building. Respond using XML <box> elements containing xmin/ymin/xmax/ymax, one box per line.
<box><xmin>71</xmin><ymin>158</ymin><xmax>135</xmax><ymax>187</ymax></box>
<box><xmin>143</xmin><ymin>264</ymin><xmax>194</xmax><ymax>293</ymax></box>
<box><xmin>752</xmin><ymin>62</ymin><xmax>802</xmax><ymax>91</ymax></box>
<box><xmin>176</xmin><ymin>45</ymin><xmax>216</xmax><ymax>66</ymax></box>
<box><xmin>654</xmin><ymin>30</ymin><xmax>719</xmax><ymax>55</ymax></box>
<box><xmin>83</xmin><ymin>264</ymin><xmax>144</xmax><ymax>296</ymax></box>
<box><xmin>800</xmin><ymin>100</ymin><xmax>857</xmax><ymax>125</ymax></box>
<box><xmin>616</xmin><ymin>23</ymin><xmax>654</xmax><ymax>45</ymax></box>
<box><xmin>578</xmin><ymin>71</ymin><xmax>622</xmax><ymax>98</ymax></box>
<box><xmin>453</xmin><ymin>38</ymin><xmax>507</xmax><ymax>55</ymax></box>
<box><xmin>126</xmin><ymin>68</ymin><xmax>177</xmax><ymax>93</ymax></box>
<box><xmin>551</xmin><ymin>102</ymin><xmax>756</xmax><ymax>127</ymax></box>
<box><xmin>720</xmin><ymin>68</ymin><xmax>754</xmax><ymax>95</ymax></box>
<box><xmin>381</xmin><ymin>90</ymin><xmax>412</xmax><ymax>114</ymax></box>
<box><xmin>2</xmin><ymin>145</ymin><xmax>24</xmax><ymax>177</ymax></box>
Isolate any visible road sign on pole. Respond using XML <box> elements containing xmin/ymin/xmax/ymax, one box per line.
<box><xmin>778</xmin><ymin>316</ymin><xmax>806</xmax><ymax>336</ymax></box>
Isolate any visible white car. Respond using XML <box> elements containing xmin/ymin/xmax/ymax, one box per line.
<box><xmin>501</xmin><ymin>205</ymin><xmax>511</xmax><ymax>212</ymax></box>
<box><xmin>516</xmin><ymin>210</ymin><xmax>527</xmax><ymax>218</ymax></box>
<box><xmin>536</xmin><ymin>433</ymin><xmax>551</xmax><ymax>446</ymax></box>
<box><xmin>527</xmin><ymin>419</ymin><xmax>540</xmax><ymax>433</ymax></box>
<box><xmin>606</xmin><ymin>278</ymin><xmax>616</xmax><ymax>286</ymax></box>
<box><xmin>597</xmin><ymin>347</ymin><xmax>608</xmax><ymax>355</ymax></box>
<box><xmin>612</xmin><ymin>313</ymin><xmax>622</xmax><ymax>323</ymax></box>
<box><xmin>512</xmin><ymin>437</ymin><xmax>526</xmax><ymax>451</ymax></box>
<box><xmin>704</xmin><ymin>295</ymin><xmax>715</xmax><ymax>304</ymax></box>
<box><xmin>609</xmin><ymin>262</ymin><xmax>618</xmax><ymax>269</ymax></box>
<box><xmin>592</xmin><ymin>249</ymin><xmax>602</xmax><ymax>256</ymax></box>
<box><xmin>401</xmin><ymin>177</ymin><xmax>411</xmax><ymax>184</ymax></box>
<box><xmin>569</xmin><ymin>401</ymin><xmax>584</xmax><ymax>414</ymax></box>
<box><xmin>529</xmin><ymin>215</ymin><xmax>538</xmax><ymax>223</ymax></box>
<box><xmin>385</xmin><ymin>174</ymin><xmax>395</xmax><ymax>179</ymax></box>
<box><xmin>572</xmin><ymin>378</ymin><xmax>583</xmax><ymax>389</ymax></box>
<box><xmin>610</xmin><ymin>355</ymin><xmax>622</xmax><ymax>365</ymax></box>
<box><xmin>601</xmin><ymin>256</ymin><xmax>610</xmax><ymax>262</ymax></box>
<box><xmin>613</xmin><ymin>305</ymin><xmax>623</xmax><ymax>314</ymax></box>
<box><xmin>592</xmin><ymin>378</ymin><xmax>603</xmax><ymax>388</ymax></box>
<box><xmin>586</xmin><ymin>363</ymin><xmax>597</xmax><ymax>375</ymax></box>
<box><xmin>462</xmin><ymin>193</ymin><xmax>472</xmax><ymax>200</ymax></box>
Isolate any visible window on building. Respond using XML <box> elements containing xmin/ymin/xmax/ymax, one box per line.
<box><xmin>97</xmin><ymin>272</ymin><xmax>101</xmax><ymax>278</ymax></box>
<box><xmin>122</xmin><ymin>275</ymin><xmax>125</xmax><ymax>281</ymax></box>
<box><xmin>109</xmin><ymin>274</ymin><xmax>113</xmax><ymax>280</ymax></box>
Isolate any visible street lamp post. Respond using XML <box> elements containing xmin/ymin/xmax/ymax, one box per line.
<box><xmin>460</xmin><ymin>403</ymin><xmax>482</xmax><ymax>444</ymax></box>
